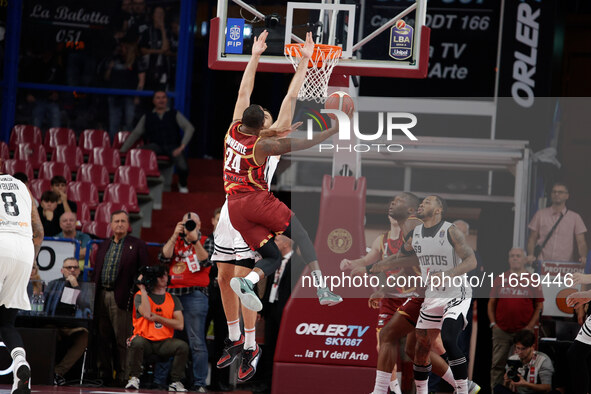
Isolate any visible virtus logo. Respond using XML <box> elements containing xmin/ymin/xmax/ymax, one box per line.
<box><xmin>306</xmin><ymin>110</ymin><xmax>418</xmax><ymax>153</ymax></box>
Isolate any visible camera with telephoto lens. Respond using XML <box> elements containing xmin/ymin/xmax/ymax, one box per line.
<box><xmin>184</xmin><ymin>219</ymin><xmax>197</xmax><ymax>232</ymax></box>
<box><xmin>135</xmin><ymin>265</ymin><xmax>167</xmax><ymax>292</ymax></box>
<box><xmin>506</xmin><ymin>359</ymin><xmax>523</xmax><ymax>382</ymax></box>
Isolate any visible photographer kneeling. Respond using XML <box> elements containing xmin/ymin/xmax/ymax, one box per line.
<box><xmin>125</xmin><ymin>265</ymin><xmax>189</xmax><ymax>392</ymax></box>
<box><xmin>494</xmin><ymin>330</ymin><xmax>554</xmax><ymax>394</ymax></box>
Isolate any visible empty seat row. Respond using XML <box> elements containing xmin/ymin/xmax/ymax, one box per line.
<box><xmin>9</xmin><ymin>125</ymin><xmax>142</xmax><ymax>153</ymax></box>
<box><xmin>1</xmin><ymin>145</ymin><xmax>160</xmax><ymax>179</ymax></box>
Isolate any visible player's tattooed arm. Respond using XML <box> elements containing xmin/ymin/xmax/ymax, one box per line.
<box><xmin>448</xmin><ymin>224</ymin><xmax>476</xmax><ymax>277</ymax></box>
<box><xmin>370</xmin><ymin>252</ymin><xmax>419</xmax><ymax>273</ymax></box>
<box><xmin>30</xmin><ymin>196</ymin><xmax>44</xmax><ymax>259</ymax></box>
<box><xmin>254</xmin><ymin>123</ymin><xmax>339</xmax><ymax>162</ymax></box>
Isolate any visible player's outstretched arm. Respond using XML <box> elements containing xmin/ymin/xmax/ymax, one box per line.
<box><xmin>370</xmin><ymin>253</ymin><xmax>419</xmax><ymax>272</ymax></box>
<box><xmin>273</xmin><ymin>32</ymin><xmax>314</xmax><ymax>129</ymax></box>
<box><xmin>447</xmin><ymin>224</ymin><xmax>477</xmax><ymax>277</ymax></box>
<box><xmin>340</xmin><ymin>235</ymin><xmax>382</xmax><ymax>271</ymax></box>
<box><xmin>30</xmin><ymin>190</ymin><xmax>44</xmax><ymax>258</ymax></box>
<box><xmin>255</xmin><ymin>120</ymin><xmax>339</xmax><ymax>160</ymax></box>
<box><xmin>233</xmin><ymin>30</ymin><xmax>268</xmax><ymax>121</ymax></box>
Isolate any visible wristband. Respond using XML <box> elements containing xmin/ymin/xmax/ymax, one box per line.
<box><xmin>490</xmin><ymin>322</ymin><xmax>496</xmax><ymax>328</ymax></box>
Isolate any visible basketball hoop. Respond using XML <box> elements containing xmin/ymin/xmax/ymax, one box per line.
<box><xmin>284</xmin><ymin>43</ymin><xmax>342</xmax><ymax>103</ymax></box>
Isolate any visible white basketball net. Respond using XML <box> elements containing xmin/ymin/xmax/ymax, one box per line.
<box><xmin>284</xmin><ymin>44</ymin><xmax>342</xmax><ymax>103</ymax></box>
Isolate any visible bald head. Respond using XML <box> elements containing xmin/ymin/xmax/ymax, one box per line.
<box><xmin>59</xmin><ymin>211</ymin><xmax>77</xmax><ymax>235</ymax></box>
<box><xmin>508</xmin><ymin>247</ymin><xmax>527</xmax><ymax>272</ymax></box>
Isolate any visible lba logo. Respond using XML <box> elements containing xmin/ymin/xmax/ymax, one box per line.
<box><xmin>306</xmin><ymin>110</ymin><xmax>418</xmax><ymax>153</ymax></box>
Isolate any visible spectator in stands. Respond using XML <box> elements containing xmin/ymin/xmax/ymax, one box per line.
<box><xmin>493</xmin><ymin>330</ymin><xmax>554</xmax><ymax>394</ymax></box>
<box><xmin>204</xmin><ymin>207</ymin><xmax>231</xmax><ymax>391</ymax></box>
<box><xmin>13</xmin><ymin>172</ymin><xmax>38</xmax><ymax>207</ymax></box>
<box><xmin>38</xmin><ymin>190</ymin><xmax>61</xmax><ymax>237</ymax></box>
<box><xmin>158</xmin><ymin>212</ymin><xmax>210</xmax><ymax>392</ymax></box>
<box><xmin>93</xmin><ymin>210</ymin><xmax>149</xmax><ymax>386</ymax></box>
<box><xmin>128</xmin><ymin>0</ymin><xmax>149</xmax><ymax>39</ymax></box>
<box><xmin>139</xmin><ymin>6</ymin><xmax>171</xmax><ymax>90</ymax></box>
<box><xmin>104</xmin><ymin>38</ymin><xmax>145</xmax><ymax>140</ymax></box>
<box><xmin>55</xmin><ymin>212</ymin><xmax>91</xmax><ymax>261</ymax></box>
<box><xmin>113</xmin><ymin>0</ymin><xmax>133</xmax><ymax>42</ymax></box>
<box><xmin>166</xmin><ymin>15</ymin><xmax>179</xmax><ymax>87</ymax></box>
<box><xmin>51</xmin><ymin>175</ymin><xmax>77</xmax><ymax>216</ymax></box>
<box><xmin>44</xmin><ymin>257</ymin><xmax>89</xmax><ymax>386</ymax></box>
<box><xmin>21</xmin><ymin>47</ymin><xmax>63</xmax><ymax>128</ymax></box>
<box><xmin>126</xmin><ymin>265</ymin><xmax>188</xmax><ymax>392</ymax></box>
<box><xmin>27</xmin><ymin>263</ymin><xmax>43</xmax><ymax>298</ymax></box>
<box><xmin>488</xmin><ymin>248</ymin><xmax>544</xmax><ymax>391</ymax></box>
<box><xmin>527</xmin><ymin>182</ymin><xmax>587</xmax><ymax>266</ymax></box>
<box><xmin>120</xmin><ymin>90</ymin><xmax>194</xmax><ymax>193</ymax></box>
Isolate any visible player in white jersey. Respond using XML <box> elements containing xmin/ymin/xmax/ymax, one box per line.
<box><xmin>402</xmin><ymin>196</ymin><xmax>476</xmax><ymax>394</ymax></box>
<box><xmin>0</xmin><ymin>164</ymin><xmax>44</xmax><ymax>394</ymax></box>
<box><xmin>566</xmin><ymin>273</ymin><xmax>591</xmax><ymax>393</ymax></box>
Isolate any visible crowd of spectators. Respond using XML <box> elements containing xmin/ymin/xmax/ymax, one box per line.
<box><xmin>15</xmin><ymin>0</ymin><xmax>181</xmax><ymax>134</ymax></box>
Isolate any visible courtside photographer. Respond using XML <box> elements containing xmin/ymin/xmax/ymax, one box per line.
<box><xmin>125</xmin><ymin>265</ymin><xmax>188</xmax><ymax>392</ymax></box>
<box><xmin>494</xmin><ymin>330</ymin><xmax>554</xmax><ymax>394</ymax></box>
<box><xmin>157</xmin><ymin>212</ymin><xmax>211</xmax><ymax>392</ymax></box>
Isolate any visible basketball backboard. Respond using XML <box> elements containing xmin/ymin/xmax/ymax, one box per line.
<box><xmin>209</xmin><ymin>0</ymin><xmax>430</xmax><ymax>78</ymax></box>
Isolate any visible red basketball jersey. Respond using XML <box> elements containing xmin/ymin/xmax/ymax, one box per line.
<box><xmin>223</xmin><ymin>121</ymin><xmax>269</xmax><ymax>195</ymax></box>
<box><xmin>380</xmin><ymin>219</ymin><xmax>422</xmax><ymax>296</ymax></box>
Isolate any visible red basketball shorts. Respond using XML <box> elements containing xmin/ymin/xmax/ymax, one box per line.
<box><xmin>227</xmin><ymin>191</ymin><xmax>292</xmax><ymax>250</ymax></box>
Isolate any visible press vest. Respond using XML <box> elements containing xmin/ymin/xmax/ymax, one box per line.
<box><xmin>132</xmin><ymin>291</ymin><xmax>175</xmax><ymax>341</ymax></box>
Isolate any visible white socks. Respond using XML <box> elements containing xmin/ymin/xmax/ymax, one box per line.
<box><xmin>372</xmin><ymin>370</ymin><xmax>390</xmax><ymax>394</ymax></box>
<box><xmin>455</xmin><ymin>379</ymin><xmax>468</xmax><ymax>394</ymax></box>
<box><xmin>244</xmin><ymin>327</ymin><xmax>256</xmax><ymax>350</ymax></box>
<box><xmin>245</xmin><ymin>272</ymin><xmax>260</xmax><ymax>285</ymax></box>
<box><xmin>441</xmin><ymin>367</ymin><xmax>456</xmax><ymax>386</ymax></box>
<box><xmin>415</xmin><ymin>379</ymin><xmax>428</xmax><ymax>394</ymax></box>
<box><xmin>311</xmin><ymin>269</ymin><xmax>324</xmax><ymax>288</ymax></box>
<box><xmin>227</xmin><ymin>319</ymin><xmax>241</xmax><ymax>341</ymax></box>
<box><xmin>389</xmin><ymin>379</ymin><xmax>402</xmax><ymax>394</ymax></box>
<box><xmin>10</xmin><ymin>348</ymin><xmax>26</xmax><ymax>363</ymax></box>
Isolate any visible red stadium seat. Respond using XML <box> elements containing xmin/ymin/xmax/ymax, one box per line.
<box><xmin>44</xmin><ymin>127</ymin><xmax>77</xmax><ymax>151</ymax></box>
<box><xmin>29</xmin><ymin>179</ymin><xmax>51</xmax><ymax>201</ymax></box>
<box><xmin>76</xmin><ymin>164</ymin><xmax>110</xmax><ymax>192</ymax></box>
<box><xmin>9</xmin><ymin>125</ymin><xmax>42</xmax><ymax>150</ymax></box>
<box><xmin>67</xmin><ymin>181</ymin><xmax>99</xmax><ymax>209</ymax></box>
<box><xmin>88</xmin><ymin>147</ymin><xmax>121</xmax><ymax>174</ymax></box>
<box><xmin>82</xmin><ymin>221</ymin><xmax>113</xmax><ymax>239</ymax></box>
<box><xmin>103</xmin><ymin>183</ymin><xmax>139</xmax><ymax>212</ymax></box>
<box><xmin>125</xmin><ymin>149</ymin><xmax>160</xmax><ymax>177</ymax></box>
<box><xmin>0</xmin><ymin>142</ymin><xmax>9</xmax><ymax>160</ymax></box>
<box><xmin>52</xmin><ymin>145</ymin><xmax>84</xmax><ymax>172</ymax></box>
<box><xmin>2</xmin><ymin>159</ymin><xmax>34</xmax><ymax>181</ymax></box>
<box><xmin>78</xmin><ymin>202</ymin><xmax>91</xmax><ymax>228</ymax></box>
<box><xmin>112</xmin><ymin>131</ymin><xmax>143</xmax><ymax>150</ymax></box>
<box><xmin>114</xmin><ymin>166</ymin><xmax>149</xmax><ymax>194</ymax></box>
<box><xmin>80</xmin><ymin>129</ymin><xmax>110</xmax><ymax>155</ymax></box>
<box><xmin>14</xmin><ymin>143</ymin><xmax>47</xmax><ymax>170</ymax></box>
<box><xmin>94</xmin><ymin>202</ymin><xmax>129</xmax><ymax>223</ymax></box>
<box><xmin>38</xmin><ymin>161</ymin><xmax>72</xmax><ymax>182</ymax></box>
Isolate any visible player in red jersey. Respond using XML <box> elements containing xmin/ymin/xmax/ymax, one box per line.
<box><xmin>368</xmin><ymin>197</ymin><xmax>480</xmax><ymax>394</ymax></box>
<box><xmin>220</xmin><ymin>30</ymin><xmax>345</xmax><ymax>380</ymax></box>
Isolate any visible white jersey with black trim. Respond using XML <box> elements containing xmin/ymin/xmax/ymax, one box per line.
<box><xmin>0</xmin><ymin>175</ymin><xmax>32</xmax><ymax>238</ymax></box>
<box><xmin>412</xmin><ymin>221</ymin><xmax>471</xmax><ymax>299</ymax></box>
<box><xmin>264</xmin><ymin>155</ymin><xmax>279</xmax><ymax>187</ymax></box>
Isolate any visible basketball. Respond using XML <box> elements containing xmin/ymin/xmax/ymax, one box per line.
<box><xmin>324</xmin><ymin>91</ymin><xmax>355</xmax><ymax>119</ymax></box>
